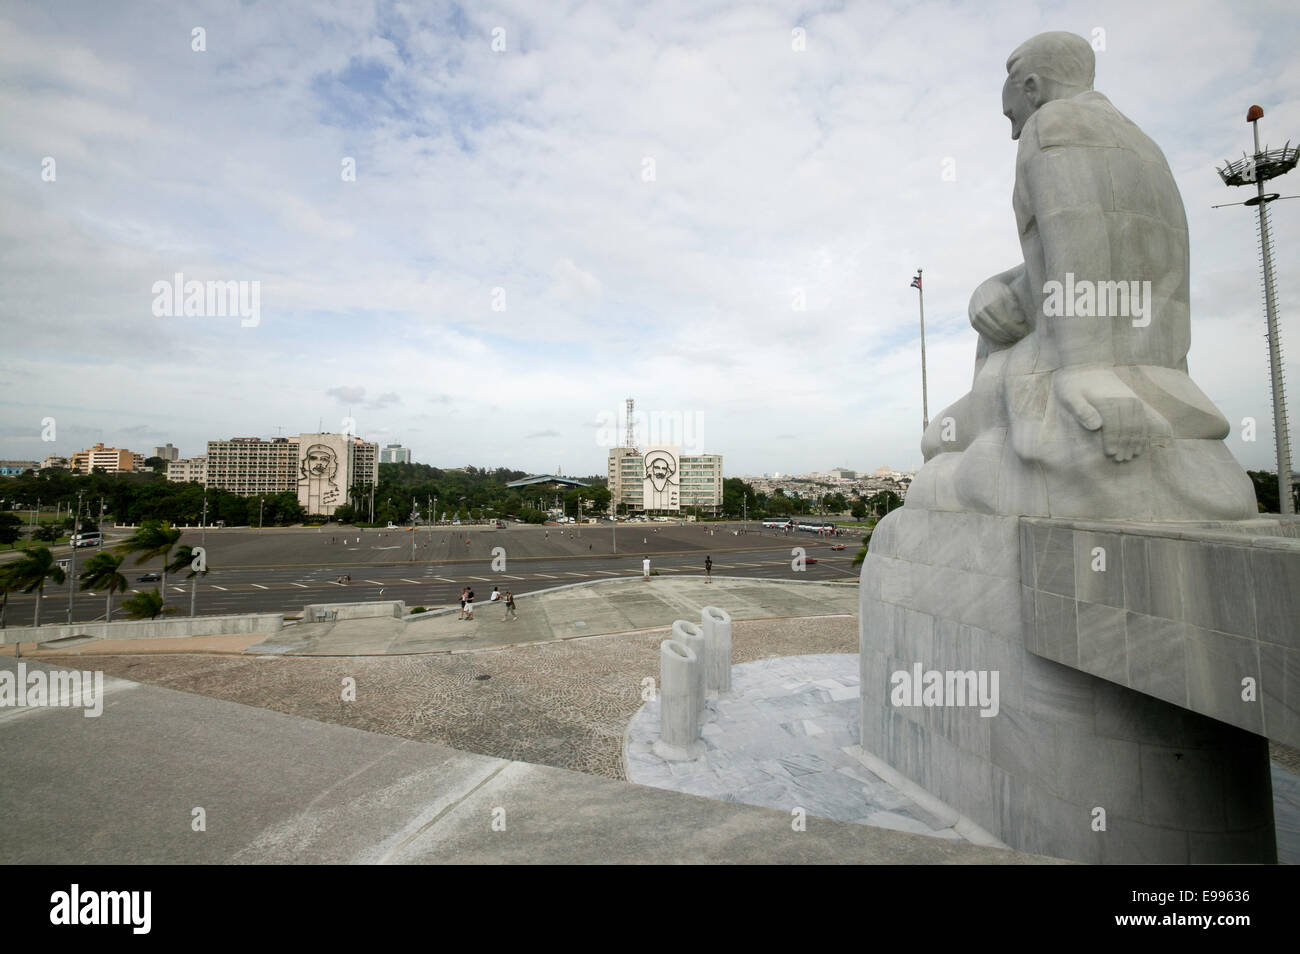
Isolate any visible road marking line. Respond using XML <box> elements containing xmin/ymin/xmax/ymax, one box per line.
<box><xmin>251</xmin><ymin>584</ymin><xmax>269</xmax><ymax>590</ymax></box>
<box><xmin>467</xmin><ymin>576</ymin><xmax>491</xmax><ymax>581</ymax></box>
<box><xmin>594</xmin><ymin>570</ymin><xmax>619</xmax><ymax>576</ymax></box>
<box><xmin>290</xmin><ymin>583</ymin><xmax>309</xmax><ymax>588</ymax></box>
<box><xmin>501</xmin><ymin>575</ymin><xmax>525</xmax><ymax>580</ymax></box>
<box><xmin>211</xmin><ymin>585</ymin><xmax>228</xmax><ymax>591</ymax></box>
<box><xmin>433</xmin><ymin>577</ymin><xmax>456</xmax><ymax>583</ymax></box>
<box><xmin>534</xmin><ymin>573</ymin><xmax>557</xmax><ymax>579</ymax></box>
<box><xmin>401</xmin><ymin>579</ymin><xmax>422</xmax><ymax>584</ymax></box>
<box><xmin>329</xmin><ymin>580</ymin><xmax>345</xmax><ymax>586</ymax></box>
<box><xmin>131</xmin><ymin>589</ymin><xmax>140</xmax><ymax>593</ymax></box>
<box><xmin>171</xmin><ymin>586</ymin><xmax>186</xmax><ymax>592</ymax></box>
<box><xmin>564</xmin><ymin>572</ymin><xmax>588</xmax><ymax>577</ymax></box>
<box><xmin>365</xmin><ymin>580</ymin><xmax>386</xmax><ymax>586</ymax></box>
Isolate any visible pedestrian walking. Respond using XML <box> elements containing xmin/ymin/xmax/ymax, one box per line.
<box><xmin>464</xmin><ymin>588</ymin><xmax>475</xmax><ymax>620</ymax></box>
<box><xmin>459</xmin><ymin>586</ymin><xmax>469</xmax><ymax>620</ymax></box>
<box><xmin>503</xmin><ymin>590</ymin><xmax>517</xmax><ymax>620</ymax></box>
<box><xmin>705</xmin><ymin>555</ymin><xmax>712</xmax><ymax>583</ymax></box>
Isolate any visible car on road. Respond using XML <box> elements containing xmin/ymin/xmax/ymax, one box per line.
<box><xmin>830</xmin><ymin>544</ymin><xmax>847</xmax><ymax>551</ymax></box>
<box><xmin>804</xmin><ymin>557</ymin><xmax>819</xmax><ymax>565</ymax></box>
<box><xmin>138</xmin><ymin>572</ymin><xmax>161</xmax><ymax>582</ymax></box>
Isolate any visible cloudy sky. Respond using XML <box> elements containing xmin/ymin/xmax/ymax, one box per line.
<box><xmin>1</xmin><ymin>0</ymin><xmax>1297</xmax><ymax>478</ymax></box>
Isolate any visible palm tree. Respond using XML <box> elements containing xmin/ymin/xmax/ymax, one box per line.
<box><xmin>8</xmin><ymin>546</ymin><xmax>66</xmax><ymax>627</ymax></box>
<box><xmin>0</xmin><ymin>562</ymin><xmax>16</xmax><ymax>629</ymax></box>
<box><xmin>122</xmin><ymin>589</ymin><xmax>167</xmax><ymax>620</ymax></box>
<box><xmin>167</xmin><ymin>545</ymin><xmax>208</xmax><ymax>616</ymax></box>
<box><xmin>851</xmin><ymin>533</ymin><xmax>873</xmax><ymax>569</ymax></box>
<box><xmin>79</xmin><ymin>551</ymin><xmax>128</xmax><ymax>623</ymax></box>
<box><xmin>115</xmin><ymin>521</ymin><xmax>182</xmax><ymax>604</ymax></box>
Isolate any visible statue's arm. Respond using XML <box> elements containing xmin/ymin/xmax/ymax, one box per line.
<box><xmin>1021</xmin><ymin>139</ymin><xmax>1167</xmax><ymax>461</ymax></box>
<box><xmin>1020</xmin><ymin>143</ymin><xmax>1114</xmax><ymax>367</ymax></box>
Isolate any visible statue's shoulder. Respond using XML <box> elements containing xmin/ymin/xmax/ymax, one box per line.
<box><xmin>1030</xmin><ymin>92</ymin><xmax>1124</xmax><ymax>150</ymax></box>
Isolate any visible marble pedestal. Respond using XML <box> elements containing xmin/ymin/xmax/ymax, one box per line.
<box><xmin>859</xmin><ymin>508</ymin><xmax>1278</xmax><ymax>864</ymax></box>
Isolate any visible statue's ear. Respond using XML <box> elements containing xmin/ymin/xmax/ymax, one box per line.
<box><xmin>1023</xmin><ymin>73</ymin><xmax>1044</xmax><ymax>108</ymax></box>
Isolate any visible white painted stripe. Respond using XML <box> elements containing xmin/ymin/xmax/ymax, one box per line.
<box><xmin>365</xmin><ymin>580</ymin><xmax>385</xmax><ymax>586</ymax></box>
<box><xmin>401</xmin><ymin>579</ymin><xmax>422</xmax><ymax>584</ymax></box>
<box><xmin>534</xmin><ymin>573</ymin><xmax>557</xmax><ymax>579</ymax></box>
<box><xmin>564</xmin><ymin>572</ymin><xmax>587</xmax><ymax>577</ymax></box>
<box><xmin>211</xmin><ymin>585</ymin><xmax>228</xmax><ymax>591</ymax></box>
<box><xmin>593</xmin><ymin>570</ymin><xmax>619</xmax><ymax>576</ymax></box>
<box><xmin>251</xmin><ymin>584</ymin><xmax>269</xmax><ymax>590</ymax></box>
<box><xmin>131</xmin><ymin>589</ymin><xmax>140</xmax><ymax>594</ymax></box>
<box><xmin>171</xmin><ymin>586</ymin><xmax>186</xmax><ymax>593</ymax></box>
<box><xmin>433</xmin><ymin>577</ymin><xmax>456</xmax><ymax>583</ymax></box>
<box><xmin>501</xmin><ymin>574</ymin><xmax>525</xmax><ymax>580</ymax></box>
<box><xmin>328</xmin><ymin>580</ymin><xmax>345</xmax><ymax>586</ymax></box>
<box><xmin>467</xmin><ymin>576</ymin><xmax>492</xmax><ymax>582</ymax></box>
<box><xmin>290</xmin><ymin>582</ymin><xmax>309</xmax><ymax>588</ymax></box>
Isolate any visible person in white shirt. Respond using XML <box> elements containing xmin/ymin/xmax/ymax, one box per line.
<box><xmin>490</xmin><ymin>586</ymin><xmax>501</xmax><ymax>602</ymax></box>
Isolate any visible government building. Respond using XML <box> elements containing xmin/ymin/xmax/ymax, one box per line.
<box><xmin>168</xmin><ymin>433</ymin><xmax>379</xmax><ymax>517</ymax></box>
<box><xmin>607</xmin><ymin>446</ymin><xmax>723</xmax><ymax>516</ymax></box>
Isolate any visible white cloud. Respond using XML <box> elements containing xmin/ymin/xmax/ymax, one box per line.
<box><xmin>0</xmin><ymin>1</ymin><xmax>1297</xmax><ymax>478</ymax></box>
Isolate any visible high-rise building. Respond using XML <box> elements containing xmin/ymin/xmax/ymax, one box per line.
<box><xmin>153</xmin><ymin>443</ymin><xmax>180</xmax><ymax>461</ymax></box>
<box><xmin>607</xmin><ymin>446</ymin><xmax>723</xmax><ymax>515</ymax></box>
<box><xmin>201</xmin><ymin>433</ymin><xmax>379</xmax><ymax>516</ymax></box>
<box><xmin>70</xmin><ymin>443</ymin><xmax>146</xmax><ymax>475</ymax></box>
<box><xmin>167</xmin><ymin>457</ymin><xmax>208</xmax><ymax>484</ymax></box>
<box><xmin>0</xmin><ymin>460</ymin><xmax>38</xmax><ymax>476</ymax></box>
<box><xmin>380</xmin><ymin>443</ymin><xmax>411</xmax><ymax>464</ymax></box>
<box><xmin>205</xmin><ymin>437</ymin><xmax>300</xmax><ymax>496</ymax></box>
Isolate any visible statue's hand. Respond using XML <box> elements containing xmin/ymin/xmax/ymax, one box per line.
<box><xmin>969</xmin><ymin>278</ymin><xmax>1032</xmax><ymax>346</ymax></box>
<box><xmin>1053</xmin><ymin>367</ymin><xmax>1170</xmax><ymax>462</ymax></box>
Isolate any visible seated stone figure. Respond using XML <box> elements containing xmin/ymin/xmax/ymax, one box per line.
<box><xmin>912</xmin><ymin>31</ymin><xmax>1256</xmax><ymax>521</ymax></box>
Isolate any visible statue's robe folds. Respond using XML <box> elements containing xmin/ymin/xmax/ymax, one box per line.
<box><xmin>914</xmin><ymin>91</ymin><xmax>1257</xmax><ymax>521</ymax></box>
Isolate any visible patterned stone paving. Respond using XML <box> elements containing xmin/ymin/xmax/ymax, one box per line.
<box><xmin>71</xmin><ymin>615</ymin><xmax>858</xmax><ymax>780</ymax></box>
<box><xmin>625</xmin><ymin>653</ymin><xmax>970</xmax><ymax>841</ymax></box>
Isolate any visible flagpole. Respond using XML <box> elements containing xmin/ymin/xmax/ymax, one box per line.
<box><xmin>914</xmin><ymin>268</ymin><xmax>929</xmax><ymax>430</ymax></box>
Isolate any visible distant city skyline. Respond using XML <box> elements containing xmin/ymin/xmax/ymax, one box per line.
<box><xmin>1</xmin><ymin>2</ymin><xmax>1296</xmax><ymax>478</ymax></box>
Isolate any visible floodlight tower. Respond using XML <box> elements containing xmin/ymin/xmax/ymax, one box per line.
<box><xmin>1216</xmin><ymin>105</ymin><xmax>1299</xmax><ymax>514</ymax></box>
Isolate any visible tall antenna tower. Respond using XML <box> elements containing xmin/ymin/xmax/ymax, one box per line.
<box><xmin>1216</xmin><ymin>105</ymin><xmax>1299</xmax><ymax>514</ymax></box>
<box><xmin>625</xmin><ymin>397</ymin><xmax>637</xmax><ymax>453</ymax></box>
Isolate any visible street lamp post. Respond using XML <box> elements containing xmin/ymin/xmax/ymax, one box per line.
<box><xmin>1215</xmin><ymin>105</ymin><xmax>1298</xmax><ymax>514</ymax></box>
<box><xmin>67</xmin><ymin>489</ymin><xmax>84</xmax><ymax>624</ymax></box>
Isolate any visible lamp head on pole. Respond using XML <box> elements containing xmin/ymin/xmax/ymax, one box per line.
<box><xmin>1247</xmin><ymin>105</ymin><xmax>1264</xmax><ymax>123</ymax></box>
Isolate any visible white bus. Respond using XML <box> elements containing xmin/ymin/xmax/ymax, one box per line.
<box><xmin>71</xmin><ymin>531</ymin><xmax>102</xmax><ymax>548</ymax></box>
<box><xmin>762</xmin><ymin>519</ymin><xmax>793</xmax><ymax>529</ymax></box>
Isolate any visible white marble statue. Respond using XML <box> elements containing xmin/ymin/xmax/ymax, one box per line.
<box><xmin>913</xmin><ymin>31</ymin><xmax>1256</xmax><ymax>521</ymax></box>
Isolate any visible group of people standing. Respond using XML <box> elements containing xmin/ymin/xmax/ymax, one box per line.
<box><xmin>458</xmin><ymin>585</ymin><xmax>517</xmax><ymax>621</ymax></box>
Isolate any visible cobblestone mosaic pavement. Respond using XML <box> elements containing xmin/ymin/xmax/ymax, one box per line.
<box><xmin>70</xmin><ymin>615</ymin><xmax>858</xmax><ymax>780</ymax></box>
<box><xmin>625</xmin><ymin>653</ymin><xmax>973</xmax><ymax>842</ymax></box>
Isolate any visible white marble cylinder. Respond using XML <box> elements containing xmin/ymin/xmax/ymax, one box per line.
<box><xmin>701</xmin><ymin>605</ymin><xmax>733</xmax><ymax>694</ymax></box>
<box><xmin>672</xmin><ymin>619</ymin><xmax>708</xmax><ymax>725</ymax></box>
<box><xmin>653</xmin><ymin>639</ymin><xmax>701</xmax><ymax>761</ymax></box>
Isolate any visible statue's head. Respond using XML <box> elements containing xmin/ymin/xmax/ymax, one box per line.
<box><xmin>1003</xmin><ymin>31</ymin><xmax>1095</xmax><ymax>140</ymax></box>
